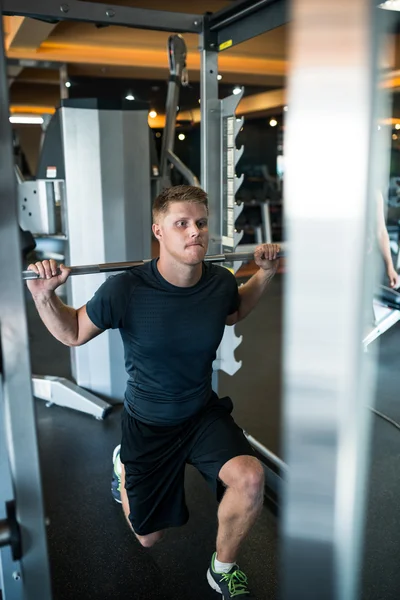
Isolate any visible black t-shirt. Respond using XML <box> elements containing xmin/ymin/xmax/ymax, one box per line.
<box><xmin>86</xmin><ymin>259</ymin><xmax>240</xmax><ymax>425</ymax></box>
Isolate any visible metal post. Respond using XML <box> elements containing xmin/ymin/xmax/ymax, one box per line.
<box><xmin>160</xmin><ymin>35</ymin><xmax>187</xmax><ymax>184</ymax></box>
<box><xmin>200</xmin><ymin>29</ymin><xmax>221</xmax><ymax>256</ymax></box>
<box><xmin>0</xmin><ymin>4</ymin><xmax>53</xmax><ymax>598</ymax></box>
<box><xmin>281</xmin><ymin>1</ymin><xmax>386</xmax><ymax>599</ymax></box>
<box><xmin>59</xmin><ymin>64</ymin><xmax>69</xmax><ymax>100</ymax></box>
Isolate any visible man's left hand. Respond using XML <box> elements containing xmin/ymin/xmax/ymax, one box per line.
<box><xmin>254</xmin><ymin>243</ymin><xmax>281</xmax><ymax>271</ymax></box>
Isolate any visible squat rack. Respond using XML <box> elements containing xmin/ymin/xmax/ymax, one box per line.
<box><xmin>0</xmin><ymin>1</ymin><xmax>391</xmax><ymax>599</ymax></box>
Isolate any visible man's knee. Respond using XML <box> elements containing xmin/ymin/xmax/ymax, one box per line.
<box><xmin>219</xmin><ymin>456</ymin><xmax>265</xmax><ymax>500</ymax></box>
<box><xmin>135</xmin><ymin>530</ymin><xmax>165</xmax><ymax>548</ymax></box>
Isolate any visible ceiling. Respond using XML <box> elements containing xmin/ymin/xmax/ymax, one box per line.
<box><xmin>3</xmin><ymin>0</ymin><xmax>288</xmax><ymax>125</ymax></box>
<box><xmin>3</xmin><ymin>0</ymin><xmax>400</xmax><ymax>126</ymax></box>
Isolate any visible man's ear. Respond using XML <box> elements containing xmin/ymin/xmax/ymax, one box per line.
<box><xmin>152</xmin><ymin>223</ymin><xmax>162</xmax><ymax>241</ymax></box>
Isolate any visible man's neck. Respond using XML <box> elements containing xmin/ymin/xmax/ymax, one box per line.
<box><xmin>157</xmin><ymin>255</ymin><xmax>203</xmax><ymax>288</ymax></box>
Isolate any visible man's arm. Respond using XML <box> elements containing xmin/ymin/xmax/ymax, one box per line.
<box><xmin>27</xmin><ymin>259</ymin><xmax>103</xmax><ymax>346</ymax></box>
<box><xmin>376</xmin><ymin>192</ymin><xmax>399</xmax><ymax>288</ymax></box>
<box><xmin>226</xmin><ymin>243</ymin><xmax>280</xmax><ymax>326</ymax></box>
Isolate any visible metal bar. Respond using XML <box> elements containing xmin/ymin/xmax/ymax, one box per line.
<box><xmin>160</xmin><ymin>35</ymin><xmax>187</xmax><ymax>182</ymax></box>
<box><xmin>22</xmin><ymin>250</ymin><xmax>285</xmax><ymax>280</ymax></box>
<box><xmin>2</xmin><ymin>0</ymin><xmax>202</xmax><ymax>34</ymax></box>
<box><xmin>166</xmin><ymin>150</ymin><xmax>200</xmax><ymax>187</ymax></box>
<box><xmin>209</xmin><ymin>0</ymin><xmax>288</xmax><ymax>51</ymax></box>
<box><xmin>200</xmin><ymin>29</ymin><xmax>221</xmax><ymax>255</ymax></box>
<box><xmin>0</xmin><ymin>3</ymin><xmax>53</xmax><ymax>597</ymax></box>
<box><xmin>210</xmin><ymin>0</ymin><xmax>280</xmax><ymax>31</ymax></box>
<box><xmin>243</xmin><ymin>431</ymin><xmax>287</xmax><ymax>473</ymax></box>
<box><xmin>281</xmin><ymin>1</ymin><xmax>385</xmax><ymax>599</ymax></box>
<box><xmin>7</xmin><ymin>58</ymin><xmax>62</xmax><ymax>70</ymax></box>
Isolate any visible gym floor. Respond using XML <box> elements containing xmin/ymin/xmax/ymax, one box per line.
<box><xmin>26</xmin><ymin>273</ymin><xmax>400</xmax><ymax>600</ymax></box>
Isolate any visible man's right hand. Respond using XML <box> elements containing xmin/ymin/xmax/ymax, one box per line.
<box><xmin>26</xmin><ymin>259</ymin><xmax>71</xmax><ymax>297</ymax></box>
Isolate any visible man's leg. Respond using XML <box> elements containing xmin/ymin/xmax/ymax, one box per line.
<box><xmin>120</xmin><ymin>462</ymin><xmax>165</xmax><ymax>548</ymax></box>
<box><xmin>216</xmin><ymin>455</ymin><xmax>265</xmax><ymax>563</ymax></box>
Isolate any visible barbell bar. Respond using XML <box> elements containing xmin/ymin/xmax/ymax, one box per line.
<box><xmin>22</xmin><ymin>250</ymin><xmax>285</xmax><ymax>281</ymax></box>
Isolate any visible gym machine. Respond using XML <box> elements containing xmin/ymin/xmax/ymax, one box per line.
<box><xmin>0</xmin><ymin>1</ymin><xmax>387</xmax><ymax>599</ymax></box>
<box><xmin>16</xmin><ymin>33</ymin><xmax>198</xmax><ymax>420</ymax></box>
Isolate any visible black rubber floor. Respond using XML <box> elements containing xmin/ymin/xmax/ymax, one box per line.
<box><xmin>27</xmin><ymin>275</ymin><xmax>400</xmax><ymax>600</ymax></box>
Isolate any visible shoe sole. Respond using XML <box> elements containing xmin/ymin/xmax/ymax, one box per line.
<box><xmin>207</xmin><ymin>569</ymin><xmax>223</xmax><ymax>596</ymax></box>
<box><xmin>112</xmin><ymin>444</ymin><xmax>122</xmax><ymax>503</ymax></box>
<box><xmin>112</xmin><ymin>444</ymin><xmax>121</xmax><ymax>465</ymax></box>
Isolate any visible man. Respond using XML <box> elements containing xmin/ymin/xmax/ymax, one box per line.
<box><xmin>27</xmin><ymin>185</ymin><xmax>280</xmax><ymax>599</ymax></box>
<box><xmin>376</xmin><ymin>191</ymin><xmax>399</xmax><ymax>289</ymax></box>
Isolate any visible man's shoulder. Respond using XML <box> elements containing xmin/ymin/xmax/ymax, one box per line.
<box><xmin>206</xmin><ymin>262</ymin><xmax>237</xmax><ymax>283</ymax></box>
<box><xmin>107</xmin><ymin>261</ymin><xmax>155</xmax><ymax>288</ymax></box>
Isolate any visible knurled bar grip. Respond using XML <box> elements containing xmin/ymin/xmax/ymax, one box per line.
<box><xmin>22</xmin><ymin>250</ymin><xmax>285</xmax><ymax>281</ymax></box>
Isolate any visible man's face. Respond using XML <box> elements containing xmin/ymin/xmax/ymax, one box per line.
<box><xmin>152</xmin><ymin>201</ymin><xmax>209</xmax><ymax>265</ymax></box>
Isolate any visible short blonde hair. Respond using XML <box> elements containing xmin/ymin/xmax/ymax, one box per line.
<box><xmin>152</xmin><ymin>185</ymin><xmax>208</xmax><ymax>223</ymax></box>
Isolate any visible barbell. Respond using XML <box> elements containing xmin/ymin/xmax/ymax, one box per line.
<box><xmin>22</xmin><ymin>250</ymin><xmax>285</xmax><ymax>281</ymax></box>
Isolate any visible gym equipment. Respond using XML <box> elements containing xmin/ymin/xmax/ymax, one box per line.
<box><xmin>1</xmin><ymin>2</ymin><xmax>384</xmax><ymax>599</ymax></box>
<box><xmin>363</xmin><ymin>284</ymin><xmax>400</xmax><ymax>349</ymax></box>
<box><xmin>13</xmin><ymin>33</ymin><xmax>200</xmax><ymax>420</ymax></box>
<box><xmin>22</xmin><ymin>249</ymin><xmax>285</xmax><ymax>281</ymax></box>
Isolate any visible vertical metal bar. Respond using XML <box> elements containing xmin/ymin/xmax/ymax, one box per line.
<box><xmin>59</xmin><ymin>63</ymin><xmax>69</xmax><ymax>100</ymax></box>
<box><xmin>160</xmin><ymin>35</ymin><xmax>188</xmax><ymax>184</ymax></box>
<box><xmin>0</xmin><ymin>5</ymin><xmax>53</xmax><ymax>598</ymax></box>
<box><xmin>281</xmin><ymin>1</ymin><xmax>384</xmax><ymax>599</ymax></box>
<box><xmin>200</xmin><ymin>31</ymin><xmax>222</xmax><ymax>256</ymax></box>
<box><xmin>160</xmin><ymin>82</ymin><xmax>180</xmax><ymax>181</ymax></box>
<box><xmin>0</xmin><ymin>378</ymin><xmax>23</xmax><ymax>600</ymax></box>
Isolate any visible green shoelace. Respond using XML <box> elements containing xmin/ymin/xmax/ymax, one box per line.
<box><xmin>218</xmin><ymin>569</ymin><xmax>250</xmax><ymax>597</ymax></box>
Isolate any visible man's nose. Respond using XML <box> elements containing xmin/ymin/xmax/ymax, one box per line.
<box><xmin>189</xmin><ymin>224</ymin><xmax>200</xmax><ymax>236</ymax></box>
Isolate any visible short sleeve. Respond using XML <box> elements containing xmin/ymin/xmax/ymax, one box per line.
<box><xmin>86</xmin><ymin>273</ymin><xmax>133</xmax><ymax>330</ymax></box>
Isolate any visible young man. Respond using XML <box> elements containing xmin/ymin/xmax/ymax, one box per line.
<box><xmin>376</xmin><ymin>191</ymin><xmax>399</xmax><ymax>289</ymax></box>
<box><xmin>27</xmin><ymin>185</ymin><xmax>280</xmax><ymax>599</ymax></box>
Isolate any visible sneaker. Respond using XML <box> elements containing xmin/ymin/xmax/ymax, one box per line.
<box><xmin>111</xmin><ymin>444</ymin><xmax>122</xmax><ymax>504</ymax></box>
<box><xmin>207</xmin><ymin>552</ymin><xmax>255</xmax><ymax>598</ymax></box>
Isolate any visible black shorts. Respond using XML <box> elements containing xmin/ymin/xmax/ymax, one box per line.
<box><xmin>120</xmin><ymin>394</ymin><xmax>255</xmax><ymax>536</ymax></box>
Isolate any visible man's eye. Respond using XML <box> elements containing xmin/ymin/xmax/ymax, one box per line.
<box><xmin>177</xmin><ymin>221</ymin><xmax>186</xmax><ymax>227</ymax></box>
<box><xmin>198</xmin><ymin>221</ymin><xmax>208</xmax><ymax>228</ymax></box>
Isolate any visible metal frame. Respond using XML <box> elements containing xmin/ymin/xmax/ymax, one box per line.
<box><xmin>0</xmin><ymin>4</ymin><xmax>52</xmax><ymax>598</ymax></box>
<box><xmin>1</xmin><ymin>0</ymin><xmax>391</xmax><ymax>599</ymax></box>
<box><xmin>208</xmin><ymin>0</ymin><xmax>288</xmax><ymax>51</ymax></box>
<box><xmin>281</xmin><ymin>2</ymin><xmax>389</xmax><ymax>599</ymax></box>
<box><xmin>2</xmin><ymin>0</ymin><xmax>203</xmax><ymax>34</ymax></box>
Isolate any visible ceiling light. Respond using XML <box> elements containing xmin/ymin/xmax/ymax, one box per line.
<box><xmin>233</xmin><ymin>87</ymin><xmax>242</xmax><ymax>95</ymax></box>
<box><xmin>149</xmin><ymin>110</ymin><xmax>157</xmax><ymax>119</ymax></box>
<box><xmin>9</xmin><ymin>115</ymin><xmax>44</xmax><ymax>124</ymax></box>
<box><xmin>125</xmin><ymin>94</ymin><xmax>135</xmax><ymax>101</ymax></box>
<box><xmin>283</xmin><ymin>105</ymin><xmax>288</xmax><ymax>112</ymax></box>
<box><xmin>393</xmin><ymin>134</ymin><xmax>398</xmax><ymax>140</ymax></box>
<box><xmin>217</xmin><ymin>74</ymin><xmax>222</xmax><ymax>81</ymax></box>
<box><xmin>269</xmin><ymin>118</ymin><xmax>278</xmax><ymax>127</ymax></box>
<box><xmin>379</xmin><ymin>0</ymin><xmax>400</xmax><ymax>10</ymax></box>
<box><xmin>395</xmin><ymin>123</ymin><xmax>400</xmax><ymax>130</ymax></box>
<box><xmin>178</xmin><ymin>133</ymin><xmax>185</xmax><ymax>141</ymax></box>
<box><xmin>65</xmin><ymin>81</ymin><xmax>71</xmax><ymax>88</ymax></box>
<box><xmin>155</xmin><ymin>132</ymin><xmax>161</xmax><ymax>138</ymax></box>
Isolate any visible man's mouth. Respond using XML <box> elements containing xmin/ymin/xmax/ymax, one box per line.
<box><xmin>186</xmin><ymin>243</ymin><xmax>203</xmax><ymax>248</ymax></box>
